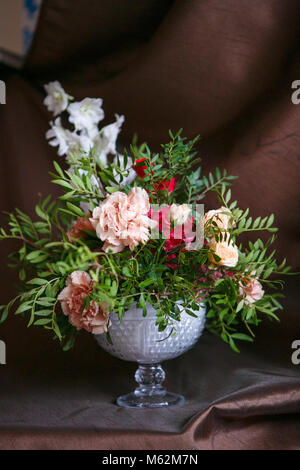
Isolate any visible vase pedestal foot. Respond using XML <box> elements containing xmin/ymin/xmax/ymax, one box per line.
<box><xmin>116</xmin><ymin>363</ymin><xmax>185</xmax><ymax>409</ymax></box>
<box><xmin>116</xmin><ymin>391</ymin><xmax>185</xmax><ymax>408</ymax></box>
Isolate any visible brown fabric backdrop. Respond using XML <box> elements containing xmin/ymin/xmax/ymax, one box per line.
<box><xmin>0</xmin><ymin>0</ymin><xmax>299</xmax><ymax>450</ymax></box>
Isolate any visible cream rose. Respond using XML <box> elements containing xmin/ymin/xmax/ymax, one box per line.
<box><xmin>169</xmin><ymin>203</ymin><xmax>191</xmax><ymax>225</ymax></box>
<box><xmin>203</xmin><ymin>206</ymin><xmax>233</xmax><ymax>231</ymax></box>
<box><xmin>239</xmin><ymin>276</ymin><xmax>264</xmax><ymax>305</ymax></box>
<box><xmin>208</xmin><ymin>236</ymin><xmax>239</xmax><ymax>268</ymax></box>
<box><xmin>90</xmin><ymin>187</ymin><xmax>156</xmax><ymax>252</ymax></box>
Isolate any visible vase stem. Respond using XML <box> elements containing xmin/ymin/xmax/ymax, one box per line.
<box><xmin>116</xmin><ymin>363</ymin><xmax>185</xmax><ymax>408</ymax></box>
<box><xmin>134</xmin><ymin>363</ymin><xmax>166</xmax><ymax>397</ymax></box>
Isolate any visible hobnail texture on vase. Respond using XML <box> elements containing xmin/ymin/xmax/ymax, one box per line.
<box><xmin>95</xmin><ymin>301</ymin><xmax>206</xmax><ymax>364</ymax></box>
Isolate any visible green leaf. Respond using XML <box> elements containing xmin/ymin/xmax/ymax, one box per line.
<box><xmin>122</xmin><ymin>266</ymin><xmax>132</xmax><ymax>278</ymax></box>
<box><xmin>263</xmin><ymin>267</ymin><xmax>273</xmax><ymax>279</ymax></box>
<box><xmin>26</xmin><ymin>250</ymin><xmax>44</xmax><ymax>260</ymax></box>
<box><xmin>66</xmin><ymin>202</ymin><xmax>85</xmax><ymax>217</ymax></box>
<box><xmin>52</xmin><ymin>179</ymin><xmax>74</xmax><ymax>190</ymax></box>
<box><xmin>231</xmin><ymin>333</ymin><xmax>254</xmax><ymax>342</ymax></box>
<box><xmin>27</xmin><ymin>278</ymin><xmax>48</xmax><ymax>286</ymax></box>
<box><xmin>63</xmin><ymin>332</ymin><xmax>77</xmax><ymax>351</ymax></box>
<box><xmin>225</xmin><ymin>189</ymin><xmax>231</xmax><ymax>204</ymax></box>
<box><xmin>137</xmin><ymin>293</ymin><xmax>146</xmax><ymax>309</ymax></box>
<box><xmin>236</xmin><ymin>300</ymin><xmax>244</xmax><ymax>313</ymax></box>
<box><xmin>34</xmin><ymin>318</ymin><xmax>52</xmax><ymax>326</ymax></box>
<box><xmin>110</xmin><ymin>281</ymin><xmax>118</xmax><ymax>297</ymax></box>
<box><xmin>105</xmin><ymin>330</ymin><xmax>113</xmax><ymax>345</ymax></box>
<box><xmin>0</xmin><ymin>305</ymin><xmax>9</xmax><ymax>323</ymax></box>
<box><xmin>229</xmin><ymin>337</ymin><xmax>240</xmax><ymax>353</ymax></box>
<box><xmin>15</xmin><ymin>302</ymin><xmax>33</xmax><ymax>314</ymax></box>
<box><xmin>53</xmin><ymin>161</ymin><xmax>65</xmax><ymax>178</ymax></box>
<box><xmin>19</xmin><ymin>268</ymin><xmax>26</xmax><ymax>281</ymax></box>
<box><xmin>106</xmin><ymin>187</ymin><xmax>119</xmax><ymax>194</ymax></box>
<box><xmin>35</xmin><ymin>309</ymin><xmax>52</xmax><ymax>316</ymax></box>
<box><xmin>52</xmin><ymin>320</ymin><xmax>62</xmax><ymax>340</ymax></box>
<box><xmin>267</xmin><ymin>214</ymin><xmax>274</xmax><ymax>228</ymax></box>
<box><xmin>35</xmin><ymin>205</ymin><xmax>48</xmax><ymax>220</ymax></box>
<box><xmin>140</xmin><ymin>278</ymin><xmax>155</xmax><ymax>289</ymax></box>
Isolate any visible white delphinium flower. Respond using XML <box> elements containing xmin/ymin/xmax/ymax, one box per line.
<box><xmin>68</xmin><ymin>98</ymin><xmax>104</xmax><ymax>131</ymax></box>
<box><xmin>46</xmin><ymin>118</ymin><xmax>69</xmax><ymax>156</ymax></box>
<box><xmin>65</xmin><ymin>130</ymin><xmax>94</xmax><ymax>162</ymax></box>
<box><xmin>43</xmin><ymin>81</ymin><xmax>71</xmax><ymax>116</ymax></box>
<box><xmin>93</xmin><ymin>114</ymin><xmax>125</xmax><ymax>165</ymax></box>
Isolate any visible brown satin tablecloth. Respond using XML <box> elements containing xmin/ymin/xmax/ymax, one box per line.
<box><xmin>0</xmin><ymin>0</ymin><xmax>299</xmax><ymax>450</ymax></box>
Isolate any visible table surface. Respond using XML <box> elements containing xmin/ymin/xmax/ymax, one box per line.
<box><xmin>1</xmin><ymin>317</ymin><xmax>300</xmax><ymax>450</ymax></box>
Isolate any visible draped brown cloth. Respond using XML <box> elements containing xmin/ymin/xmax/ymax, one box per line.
<box><xmin>0</xmin><ymin>0</ymin><xmax>299</xmax><ymax>450</ymax></box>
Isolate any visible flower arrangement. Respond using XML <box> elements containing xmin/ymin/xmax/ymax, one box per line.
<box><xmin>0</xmin><ymin>82</ymin><xmax>292</xmax><ymax>353</ymax></box>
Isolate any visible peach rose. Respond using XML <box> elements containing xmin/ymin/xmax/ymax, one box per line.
<box><xmin>203</xmin><ymin>206</ymin><xmax>233</xmax><ymax>232</ymax></box>
<box><xmin>58</xmin><ymin>270</ymin><xmax>110</xmax><ymax>334</ymax></box>
<box><xmin>90</xmin><ymin>187</ymin><xmax>156</xmax><ymax>252</ymax></box>
<box><xmin>239</xmin><ymin>275</ymin><xmax>264</xmax><ymax>305</ymax></box>
<box><xmin>208</xmin><ymin>236</ymin><xmax>239</xmax><ymax>268</ymax></box>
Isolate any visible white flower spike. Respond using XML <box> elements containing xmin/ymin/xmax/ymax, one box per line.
<box><xmin>68</xmin><ymin>98</ymin><xmax>104</xmax><ymax>131</ymax></box>
<box><xmin>45</xmin><ymin>117</ymin><xmax>69</xmax><ymax>156</ymax></box>
<box><xmin>43</xmin><ymin>81</ymin><xmax>71</xmax><ymax>116</ymax></box>
<box><xmin>93</xmin><ymin>114</ymin><xmax>125</xmax><ymax>165</ymax></box>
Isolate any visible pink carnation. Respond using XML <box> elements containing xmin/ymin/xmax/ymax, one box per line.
<box><xmin>239</xmin><ymin>275</ymin><xmax>264</xmax><ymax>305</ymax></box>
<box><xmin>90</xmin><ymin>187</ymin><xmax>156</xmax><ymax>252</ymax></box>
<box><xmin>58</xmin><ymin>271</ymin><xmax>110</xmax><ymax>334</ymax></box>
<box><xmin>67</xmin><ymin>216</ymin><xmax>94</xmax><ymax>242</ymax></box>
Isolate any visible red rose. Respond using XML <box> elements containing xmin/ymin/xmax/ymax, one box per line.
<box><xmin>133</xmin><ymin>159</ymin><xmax>176</xmax><ymax>193</ymax></box>
<box><xmin>132</xmin><ymin>158</ymin><xmax>148</xmax><ymax>178</ymax></box>
<box><xmin>164</xmin><ymin>218</ymin><xmax>194</xmax><ymax>252</ymax></box>
<box><xmin>154</xmin><ymin>177</ymin><xmax>176</xmax><ymax>193</ymax></box>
